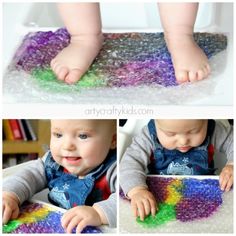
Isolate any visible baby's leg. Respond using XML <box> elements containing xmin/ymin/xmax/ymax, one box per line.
<box><xmin>158</xmin><ymin>3</ymin><xmax>210</xmax><ymax>83</ymax></box>
<box><xmin>50</xmin><ymin>3</ymin><xmax>103</xmax><ymax>84</ymax></box>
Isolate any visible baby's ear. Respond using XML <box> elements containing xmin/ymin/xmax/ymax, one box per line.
<box><xmin>110</xmin><ymin>134</ymin><xmax>117</xmax><ymax>149</ymax></box>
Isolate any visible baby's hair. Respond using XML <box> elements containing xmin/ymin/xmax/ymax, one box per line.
<box><xmin>98</xmin><ymin>119</ymin><xmax>117</xmax><ymax>135</ymax></box>
<box><xmin>105</xmin><ymin>119</ymin><xmax>116</xmax><ymax>131</ymax></box>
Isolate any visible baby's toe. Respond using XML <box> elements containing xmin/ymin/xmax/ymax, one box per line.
<box><xmin>50</xmin><ymin>59</ymin><xmax>70</xmax><ymax>81</ymax></box>
<box><xmin>52</xmin><ymin>64</ymin><xmax>66</xmax><ymax>81</ymax></box>
<box><xmin>189</xmin><ymin>71</ymin><xmax>197</xmax><ymax>82</ymax></box>
<box><xmin>206</xmin><ymin>64</ymin><xmax>211</xmax><ymax>74</ymax></box>
<box><xmin>57</xmin><ymin>67</ymin><xmax>69</xmax><ymax>81</ymax></box>
<box><xmin>196</xmin><ymin>69</ymin><xmax>205</xmax><ymax>81</ymax></box>
<box><xmin>50</xmin><ymin>58</ymin><xmax>58</xmax><ymax>70</ymax></box>
<box><xmin>197</xmin><ymin>64</ymin><xmax>210</xmax><ymax>81</ymax></box>
<box><xmin>175</xmin><ymin>70</ymin><xmax>188</xmax><ymax>83</ymax></box>
<box><xmin>51</xmin><ymin>60</ymin><xmax>61</xmax><ymax>74</ymax></box>
<box><xmin>65</xmin><ymin>69</ymin><xmax>84</xmax><ymax>84</ymax></box>
<box><xmin>201</xmin><ymin>65</ymin><xmax>208</xmax><ymax>76</ymax></box>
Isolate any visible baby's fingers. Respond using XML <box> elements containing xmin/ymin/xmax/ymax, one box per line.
<box><xmin>11</xmin><ymin>207</ymin><xmax>19</xmax><ymax>220</ymax></box>
<box><xmin>224</xmin><ymin>176</ymin><xmax>233</xmax><ymax>192</ymax></box>
<box><xmin>149</xmin><ymin>199</ymin><xmax>157</xmax><ymax>216</ymax></box>
<box><xmin>137</xmin><ymin>202</ymin><xmax>145</xmax><ymax>221</ymax></box>
<box><xmin>219</xmin><ymin>173</ymin><xmax>231</xmax><ymax>191</ymax></box>
<box><xmin>219</xmin><ymin>176</ymin><xmax>227</xmax><ymax>191</ymax></box>
<box><xmin>2</xmin><ymin>206</ymin><xmax>12</xmax><ymax>225</ymax></box>
<box><xmin>65</xmin><ymin>216</ymin><xmax>81</xmax><ymax>233</ymax></box>
<box><xmin>143</xmin><ymin>199</ymin><xmax>151</xmax><ymax>217</ymax></box>
<box><xmin>61</xmin><ymin>211</ymin><xmax>76</xmax><ymax>230</ymax></box>
<box><xmin>76</xmin><ymin>219</ymin><xmax>88</xmax><ymax>233</ymax></box>
<box><xmin>131</xmin><ymin>201</ymin><xmax>138</xmax><ymax>217</ymax></box>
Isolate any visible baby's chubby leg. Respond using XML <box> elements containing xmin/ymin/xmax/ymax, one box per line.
<box><xmin>50</xmin><ymin>3</ymin><xmax>103</xmax><ymax>84</ymax></box>
<box><xmin>158</xmin><ymin>3</ymin><xmax>210</xmax><ymax>83</ymax></box>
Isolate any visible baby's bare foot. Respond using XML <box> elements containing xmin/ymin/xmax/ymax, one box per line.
<box><xmin>165</xmin><ymin>33</ymin><xmax>210</xmax><ymax>83</ymax></box>
<box><xmin>51</xmin><ymin>33</ymin><xmax>104</xmax><ymax>84</ymax></box>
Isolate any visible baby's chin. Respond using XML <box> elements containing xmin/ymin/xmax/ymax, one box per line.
<box><xmin>63</xmin><ymin>165</ymin><xmax>92</xmax><ymax>177</ymax></box>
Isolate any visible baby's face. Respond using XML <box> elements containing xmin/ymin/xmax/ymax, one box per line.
<box><xmin>50</xmin><ymin>120</ymin><xmax>116</xmax><ymax>176</ymax></box>
<box><xmin>155</xmin><ymin>120</ymin><xmax>208</xmax><ymax>152</ymax></box>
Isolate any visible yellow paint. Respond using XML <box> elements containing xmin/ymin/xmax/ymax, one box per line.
<box><xmin>18</xmin><ymin>206</ymin><xmax>51</xmax><ymax>223</ymax></box>
<box><xmin>165</xmin><ymin>179</ymin><xmax>183</xmax><ymax>205</ymax></box>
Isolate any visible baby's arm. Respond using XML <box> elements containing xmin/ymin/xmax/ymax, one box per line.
<box><xmin>120</xmin><ymin>125</ymin><xmax>157</xmax><ymax>220</ymax></box>
<box><xmin>211</xmin><ymin>121</ymin><xmax>234</xmax><ymax>191</ymax></box>
<box><xmin>120</xmin><ymin>126</ymin><xmax>153</xmax><ymax>194</ymax></box>
<box><xmin>62</xmin><ymin>162</ymin><xmax>117</xmax><ymax>233</ymax></box>
<box><xmin>2</xmin><ymin>158</ymin><xmax>47</xmax><ymax>209</ymax></box>
<box><xmin>2</xmin><ymin>191</ymin><xmax>20</xmax><ymax>224</ymax></box>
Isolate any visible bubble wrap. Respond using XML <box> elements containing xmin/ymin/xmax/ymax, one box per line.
<box><xmin>9</xmin><ymin>29</ymin><xmax>227</xmax><ymax>88</ymax></box>
<box><xmin>4</xmin><ymin>29</ymin><xmax>228</xmax><ymax>104</ymax></box>
<box><xmin>119</xmin><ymin>176</ymin><xmax>233</xmax><ymax>233</ymax></box>
<box><xmin>3</xmin><ymin>201</ymin><xmax>102</xmax><ymax>234</ymax></box>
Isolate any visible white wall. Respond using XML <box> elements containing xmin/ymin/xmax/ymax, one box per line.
<box><xmin>20</xmin><ymin>2</ymin><xmax>215</xmax><ymax>29</ymax></box>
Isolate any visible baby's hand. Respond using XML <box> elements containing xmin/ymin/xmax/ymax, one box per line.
<box><xmin>2</xmin><ymin>191</ymin><xmax>20</xmax><ymax>224</ymax></box>
<box><xmin>61</xmin><ymin>205</ymin><xmax>102</xmax><ymax>233</ymax></box>
<box><xmin>219</xmin><ymin>164</ymin><xmax>233</xmax><ymax>192</ymax></box>
<box><xmin>128</xmin><ymin>187</ymin><xmax>157</xmax><ymax>221</ymax></box>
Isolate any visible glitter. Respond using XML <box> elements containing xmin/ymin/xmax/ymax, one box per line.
<box><xmin>120</xmin><ymin>177</ymin><xmax>224</xmax><ymax>228</ymax></box>
<box><xmin>2</xmin><ymin>220</ymin><xmax>21</xmax><ymax>233</ymax></box>
<box><xmin>165</xmin><ymin>179</ymin><xmax>182</xmax><ymax>205</ymax></box>
<box><xmin>3</xmin><ymin>201</ymin><xmax>102</xmax><ymax>234</ymax></box>
<box><xmin>9</xmin><ymin>29</ymin><xmax>227</xmax><ymax>90</ymax></box>
<box><xmin>137</xmin><ymin>203</ymin><xmax>176</xmax><ymax>227</ymax></box>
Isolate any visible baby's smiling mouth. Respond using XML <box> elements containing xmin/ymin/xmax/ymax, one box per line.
<box><xmin>64</xmin><ymin>156</ymin><xmax>82</xmax><ymax>164</ymax></box>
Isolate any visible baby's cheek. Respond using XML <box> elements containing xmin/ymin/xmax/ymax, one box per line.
<box><xmin>192</xmin><ymin>135</ymin><xmax>205</xmax><ymax>147</ymax></box>
<box><xmin>50</xmin><ymin>143</ymin><xmax>59</xmax><ymax>156</ymax></box>
<box><xmin>159</xmin><ymin>135</ymin><xmax>174</xmax><ymax>149</ymax></box>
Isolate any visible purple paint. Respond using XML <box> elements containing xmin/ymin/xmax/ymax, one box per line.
<box><xmin>10</xmin><ymin>29</ymin><xmax>227</xmax><ymax>87</ymax></box>
<box><xmin>176</xmin><ymin>197</ymin><xmax>221</xmax><ymax>221</ymax></box>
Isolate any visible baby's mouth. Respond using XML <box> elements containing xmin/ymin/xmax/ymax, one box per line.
<box><xmin>64</xmin><ymin>156</ymin><xmax>82</xmax><ymax>164</ymax></box>
<box><xmin>178</xmin><ymin>146</ymin><xmax>191</xmax><ymax>152</ymax></box>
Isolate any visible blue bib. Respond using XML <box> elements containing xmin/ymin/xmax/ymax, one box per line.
<box><xmin>147</xmin><ymin>120</ymin><xmax>215</xmax><ymax>175</ymax></box>
<box><xmin>44</xmin><ymin>149</ymin><xmax>116</xmax><ymax>209</ymax></box>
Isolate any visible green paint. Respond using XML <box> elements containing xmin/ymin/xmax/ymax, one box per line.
<box><xmin>3</xmin><ymin>220</ymin><xmax>21</xmax><ymax>233</ymax></box>
<box><xmin>137</xmin><ymin>203</ymin><xmax>176</xmax><ymax>227</ymax></box>
<box><xmin>31</xmin><ymin>68</ymin><xmax>107</xmax><ymax>92</ymax></box>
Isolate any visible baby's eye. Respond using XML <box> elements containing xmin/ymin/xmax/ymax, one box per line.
<box><xmin>79</xmin><ymin>134</ymin><xmax>88</xmax><ymax>139</ymax></box>
<box><xmin>53</xmin><ymin>132</ymin><xmax>62</xmax><ymax>138</ymax></box>
<box><xmin>164</xmin><ymin>132</ymin><xmax>175</xmax><ymax>137</ymax></box>
<box><xmin>189</xmin><ymin>129</ymin><xmax>199</xmax><ymax>134</ymax></box>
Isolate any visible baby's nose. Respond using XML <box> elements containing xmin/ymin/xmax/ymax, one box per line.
<box><xmin>63</xmin><ymin>138</ymin><xmax>76</xmax><ymax>150</ymax></box>
<box><xmin>179</xmin><ymin>135</ymin><xmax>189</xmax><ymax>145</ymax></box>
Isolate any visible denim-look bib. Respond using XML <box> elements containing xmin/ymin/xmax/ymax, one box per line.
<box><xmin>147</xmin><ymin>120</ymin><xmax>215</xmax><ymax>175</ymax></box>
<box><xmin>44</xmin><ymin>149</ymin><xmax>116</xmax><ymax>209</ymax></box>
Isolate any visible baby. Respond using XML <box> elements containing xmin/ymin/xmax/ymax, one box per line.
<box><xmin>2</xmin><ymin>119</ymin><xmax>117</xmax><ymax>233</ymax></box>
<box><xmin>120</xmin><ymin>119</ymin><xmax>233</xmax><ymax>221</ymax></box>
<box><xmin>50</xmin><ymin>3</ymin><xmax>210</xmax><ymax>84</ymax></box>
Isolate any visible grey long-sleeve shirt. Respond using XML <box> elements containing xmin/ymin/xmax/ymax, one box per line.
<box><xmin>120</xmin><ymin>120</ymin><xmax>233</xmax><ymax>196</ymax></box>
<box><xmin>3</xmin><ymin>152</ymin><xmax>117</xmax><ymax>228</ymax></box>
